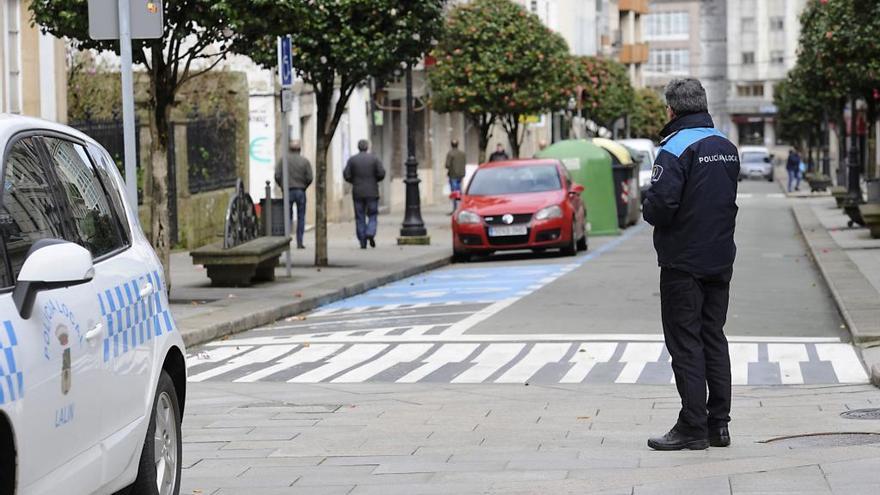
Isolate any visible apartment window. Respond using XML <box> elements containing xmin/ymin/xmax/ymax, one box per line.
<box><xmin>6</xmin><ymin>0</ymin><xmax>21</xmax><ymax>114</ymax></box>
<box><xmin>770</xmin><ymin>16</ymin><xmax>784</xmax><ymax>31</ymax></box>
<box><xmin>741</xmin><ymin>17</ymin><xmax>756</xmax><ymax>33</ymax></box>
<box><xmin>645</xmin><ymin>11</ymin><xmax>689</xmax><ymax>41</ymax></box>
<box><xmin>770</xmin><ymin>50</ymin><xmax>785</xmax><ymax>65</ymax></box>
<box><xmin>647</xmin><ymin>48</ymin><xmax>690</xmax><ymax>74</ymax></box>
<box><xmin>736</xmin><ymin>84</ymin><xmax>765</xmax><ymax>98</ymax></box>
<box><xmin>742</xmin><ymin>52</ymin><xmax>755</xmax><ymax>65</ymax></box>
<box><xmin>530</xmin><ymin>0</ymin><xmax>538</xmax><ymax>13</ymax></box>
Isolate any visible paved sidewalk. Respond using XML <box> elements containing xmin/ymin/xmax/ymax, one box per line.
<box><xmin>169</xmin><ymin>205</ymin><xmax>453</xmax><ymax>347</ymax></box>
<box><xmin>791</xmin><ymin>196</ymin><xmax>880</xmax><ymax>381</ymax></box>
<box><xmin>181</xmin><ymin>382</ymin><xmax>880</xmax><ymax>495</ymax></box>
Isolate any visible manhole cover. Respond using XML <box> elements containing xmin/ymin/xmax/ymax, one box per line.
<box><xmin>841</xmin><ymin>408</ymin><xmax>880</xmax><ymax>420</ymax></box>
<box><xmin>763</xmin><ymin>432</ymin><xmax>880</xmax><ymax>448</ymax></box>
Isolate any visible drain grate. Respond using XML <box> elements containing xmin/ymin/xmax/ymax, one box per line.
<box><xmin>763</xmin><ymin>432</ymin><xmax>880</xmax><ymax>448</ymax></box>
<box><xmin>841</xmin><ymin>408</ymin><xmax>880</xmax><ymax>420</ymax></box>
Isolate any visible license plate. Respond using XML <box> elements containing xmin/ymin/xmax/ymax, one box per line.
<box><xmin>488</xmin><ymin>225</ymin><xmax>527</xmax><ymax>237</ymax></box>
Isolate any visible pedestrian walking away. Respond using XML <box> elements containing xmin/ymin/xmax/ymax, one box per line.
<box><xmin>488</xmin><ymin>143</ymin><xmax>509</xmax><ymax>162</ymax></box>
<box><xmin>445</xmin><ymin>139</ymin><xmax>467</xmax><ymax>213</ymax></box>
<box><xmin>786</xmin><ymin>148</ymin><xmax>801</xmax><ymax>192</ymax></box>
<box><xmin>275</xmin><ymin>139</ymin><xmax>313</xmax><ymax>249</ymax></box>
<box><xmin>641</xmin><ymin>78</ymin><xmax>740</xmax><ymax>451</ymax></box>
<box><xmin>344</xmin><ymin>139</ymin><xmax>386</xmax><ymax>249</ymax></box>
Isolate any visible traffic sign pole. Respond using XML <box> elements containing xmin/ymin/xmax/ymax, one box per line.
<box><xmin>118</xmin><ymin>0</ymin><xmax>137</xmax><ymax>206</ymax></box>
<box><xmin>278</xmin><ymin>36</ymin><xmax>293</xmax><ymax>277</ymax></box>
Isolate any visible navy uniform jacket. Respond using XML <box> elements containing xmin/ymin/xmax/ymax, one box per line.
<box><xmin>642</xmin><ymin>112</ymin><xmax>740</xmax><ymax>276</ymax></box>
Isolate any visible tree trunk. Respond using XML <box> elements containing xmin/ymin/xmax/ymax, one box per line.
<box><xmin>148</xmin><ymin>51</ymin><xmax>173</xmax><ymax>293</ymax></box>
<box><xmin>502</xmin><ymin>114</ymin><xmax>522</xmax><ymax>159</ymax></box>
<box><xmin>473</xmin><ymin>113</ymin><xmax>493</xmax><ymax>163</ymax></box>
<box><xmin>313</xmin><ymin>86</ymin><xmax>333</xmax><ymax>267</ymax></box>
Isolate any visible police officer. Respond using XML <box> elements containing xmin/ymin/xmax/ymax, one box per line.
<box><xmin>642</xmin><ymin>78</ymin><xmax>740</xmax><ymax>451</ymax></box>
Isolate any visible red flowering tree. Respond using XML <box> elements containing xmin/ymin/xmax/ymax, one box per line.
<box><xmin>429</xmin><ymin>0</ymin><xmax>576</xmax><ymax>159</ymax></box>
<box><xmin>575</xmin><ymin>56</ymin><xmax>634</xmax><ymax>133</ymax></box>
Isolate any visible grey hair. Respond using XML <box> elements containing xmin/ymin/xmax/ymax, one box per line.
<box><xmin>665</xmin><ymin>78</ymin><xmax>708</xmax><ymax>116</ymax></box>
<box><xmin>357</xmin><ymin>139</ymin><xmax>369</xmax><ymax>152</ymax></box>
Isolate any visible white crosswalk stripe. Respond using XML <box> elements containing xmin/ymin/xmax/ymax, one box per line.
<box><xmin>234</xmin><ymin>344</ymin><xmax>343</xmax><ymax>383</ymax></box>
<box><xmin>288</xmin><ymin>344</ymin><xmax>387</xmax><ymax>383</ymax></box>
<box><xmin>187</xmin><ymin>341</ymin><xmax>869</xmax><ymax>386</ymax></box>
<box><xmin>332</xmin><ymin>344</ymin><xmax>433</xmax><ymax>383</ymax></box>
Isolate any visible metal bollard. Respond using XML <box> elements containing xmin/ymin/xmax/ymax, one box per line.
<box><xmin>264</xmin><ymin>181</ymin><xmax>272</xmax><ymax>237</ymax></box>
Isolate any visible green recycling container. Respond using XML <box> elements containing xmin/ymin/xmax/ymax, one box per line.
<box><xmin>536</xmin><ymin>140</ymin><xmax>619</xmax><ymax>236</ymax></box>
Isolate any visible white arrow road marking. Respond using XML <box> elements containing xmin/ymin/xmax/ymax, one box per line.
<box><xmin>234</xmin><ymin>344</ymin><xmax>343</xmax><ymax>383</ymax></box>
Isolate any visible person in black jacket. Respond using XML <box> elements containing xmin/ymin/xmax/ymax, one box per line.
<box><xmin>786</xmin><ymin>148</ymin><xmax>801</xmax><ymax>192</ymax></box>
<box><xmin>642</xmin><ymin>78</ymin><xmax>740</xmax><ymax>452</ymax></box>
<box><xmin>343</xmin><ymin>140</ymin><xmax>386</xmax><ymax>248</ymax></box>
<box><xmin>488</xmin><ymin>143</ymin><xmax>509</xmax><ymax>162</ymax></box>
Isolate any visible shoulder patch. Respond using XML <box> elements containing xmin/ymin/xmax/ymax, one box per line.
<box><xmin>661</xmin><ymin>128</ymin><xmax>727</xmax><ymax>158</ymax></box>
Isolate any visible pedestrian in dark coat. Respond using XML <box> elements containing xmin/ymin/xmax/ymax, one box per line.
<box><xmin>343</xmin><ymin>140</ymin><xmax>386</xmax><ymax>248</ymax></box>
<box><xmin>275</xmin><ymin>139</ymin><xmax>313</xmax><ymax>248</ymax></box>
<box><xmin>642</xmin><ymin>78</ymin><xmax>740</xmax><ymax>452</ymax></box>
<box><xmin>786</xmin><ymin>148</ymin><xmax>801</xmax><ymax>192</ymax></box>
<box><xmin>488</xmin><ymin>143</ymin><xmax>509</xmax><ymax>162</ymax></box>
<box><xmin>445</xmin><ymin>139</ymin><xmax>467</xmax><ymax>213</ymax></box>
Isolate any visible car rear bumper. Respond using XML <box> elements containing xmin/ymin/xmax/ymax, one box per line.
<box><xmin>453</xmin><ymin>217</ymin><xmax>572</xmax><ymax>253</ymax></box>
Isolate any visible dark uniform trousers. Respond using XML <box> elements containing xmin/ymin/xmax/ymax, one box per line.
<box><xmin>660</xmin><ymin>267</ymin><xmax>733</xmax><ymax>438</ymax></box>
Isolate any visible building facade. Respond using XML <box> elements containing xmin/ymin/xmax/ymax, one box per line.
<box><xmin>644</xmin><ymin>0</ymin><xmax>701</xmax><ymax>93</ymax></box>
<box><xmin>0</xmin><ymin>0</ymin><xmax>67</xmax><ymax>122</ymax></box>
<box><xmin>615</xmin><ymin>0</ymin><xmax>649</xmax><ymax>87</ymax></box>
<box><xmin>725</xmin><ymin>0</ymin><xmax>806</xmax><ymax>149</ymax></box>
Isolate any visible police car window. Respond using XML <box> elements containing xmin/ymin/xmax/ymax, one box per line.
<box><xmin>0</xmin><ymin>137</ymin><xmax>66</xmax><ymax>285</ymax></box>
<box><xmin>43</xmin><ymin>137</ymin><xmax>125</xmax><ymax>258</ymax></box>
<box><xmin>87</xmin><ymin>144</ymin><xmax>131</xmax><ymax>244</ymax></box>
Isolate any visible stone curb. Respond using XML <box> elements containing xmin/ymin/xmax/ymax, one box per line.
<box><xmin>178</xmin><ymin>255</ymin><xmax>451</xmax><ymax>348</ymax></box>
<box><xmin>791</xmin><ymin>204</ymin><xmax>880</xmax><ymax>385</ymax></box>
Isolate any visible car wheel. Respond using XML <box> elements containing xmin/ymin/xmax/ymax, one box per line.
<box><xmin>561</xmin><ymin>221</ymin><xmax>577</xmax><ymax>256</ymax></box>
<box><xmin>576</xmin><ymin>227</ymin><xmax>588</xmax><ymax>252</ymax></box>
<box><xmin>129</xmin><ymin>370</ymin><xmax>182</xmax><ymax>495</ymax></box>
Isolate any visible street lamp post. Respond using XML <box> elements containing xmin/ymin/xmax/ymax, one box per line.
<box><xmin>398</xmin><ymin>62</ymin><xmax>430</xmax><ymax>245</ymax></box>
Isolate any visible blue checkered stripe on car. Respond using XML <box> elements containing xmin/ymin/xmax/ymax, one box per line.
<box><xmin>98</xmin><ymin>270</ymin><xmax>175</xmax><ymax>363</ymax></box>
<box><xmin>0</xmin><ymin>321</ymin><xmax>23</xmax><ymax>405</ymax></box>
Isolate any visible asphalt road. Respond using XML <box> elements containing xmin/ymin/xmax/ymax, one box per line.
<box><xmin>187</xmin><ymin>180</ymin><xmax>862</xmax><ymax>387</ymax></box>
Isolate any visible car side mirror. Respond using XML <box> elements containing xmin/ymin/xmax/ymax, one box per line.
<box><xmin>570</xmin><ymin>184</ymin><xmax>585</xmax><ymax>194</ymax></box>
<box><xmin>13</xmin><ymin>239</ymin><xmax>94</xmax><ymax>319</ymax></box>
<box><xmin>764</xmin><ymin>157</ymin><xmax>772</xmax><ymax>163</ymax></box>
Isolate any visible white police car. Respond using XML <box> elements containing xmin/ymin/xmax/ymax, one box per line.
<box><xmin>0</xmin><ymin>116</ymin><xmax>186</xmax><ymax>494</ymax></box>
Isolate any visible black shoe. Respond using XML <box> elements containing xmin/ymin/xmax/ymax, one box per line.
<box><xmin>297</xmin><ymin>244</ymin><xmax>305</xmax><ymax>249</ymax></box>
<box><xmin>360</xmin><ymin>242</ymin><xmax>367</xmax><ymax>249</ymax></box>
<box><xmin>709</xmin><ymin>426</ymin><xmax>730</xmax><ymax>447</ymax></box>
<box><xmin>368</xmin><ymin>237</ymin><xmax>376</xmax><ymax>248</ymax></box>
<box><xmin>647</xmin><ymin>428</ymin><xmax>709</xmax><ymax>451</ymax></box>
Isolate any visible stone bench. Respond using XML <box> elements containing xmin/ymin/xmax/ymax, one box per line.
<box><xmin>859</xmin><ymin>203</ymin><xmax>880</xmax><ymax>238</ymax></box>
<box><xmin>190</xmin><ymin>236</ymin><xmax>290</xmax><ymax>287</ymax></box>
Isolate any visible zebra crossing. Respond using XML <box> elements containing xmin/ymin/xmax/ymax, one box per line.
<box><xmin>187</xmin><ymin>301</ymin><xmax>869</xmax><ymax>386</ymax></box>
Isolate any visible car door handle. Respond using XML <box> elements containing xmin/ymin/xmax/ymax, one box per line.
<box><xmin>139</xmin><ymin>283</ymin><xmax>154</xmax><ymax>299</ymax></box>
<box><xmin>85</xmin><ymin>323</ymin><xmax>103</xmax><ymax>342</ymax></box>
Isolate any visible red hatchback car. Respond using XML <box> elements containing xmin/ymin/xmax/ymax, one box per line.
<box><xmin>452</xmin><ymin>159</ymin><xmax>588</xmax><ymax>260</ymax></box>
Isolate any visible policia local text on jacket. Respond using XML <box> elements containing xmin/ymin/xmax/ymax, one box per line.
<box><xmin>642</xmin><ymin>111</ymin><xmax>740</xmax><ymax>443</ymax></box>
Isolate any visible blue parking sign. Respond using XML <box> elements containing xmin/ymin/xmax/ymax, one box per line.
<box><xmin>278</xmin><ymin>36</ymin><xmax>293</xmax><ymax>88</ymax></box>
